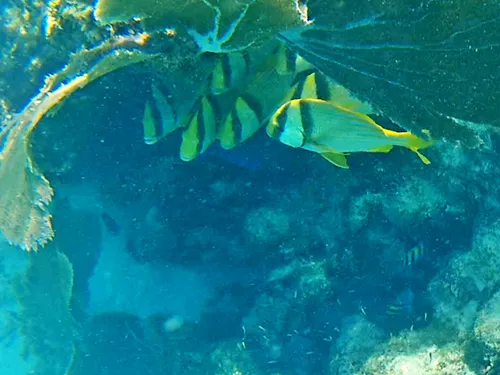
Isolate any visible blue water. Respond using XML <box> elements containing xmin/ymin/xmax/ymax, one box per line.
<box><xmin>1</xmin><ymin>1</ymin><xmax>499</xmax><ymax>375</ymax></box>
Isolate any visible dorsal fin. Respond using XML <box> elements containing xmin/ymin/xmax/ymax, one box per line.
<box><xmin>326</xmin><ymin>83</ymin><xmax>374</xmax><ymax>114</ymax></box>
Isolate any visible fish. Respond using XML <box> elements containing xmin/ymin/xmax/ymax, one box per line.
<box><xmin>386</xmin><ymin>287</ymin><xmax>415</xmax><ymax>316</ymax></box>
<box><xmin>207</xmin><ymin>41</ymin><xmax>289</xmax><ymax>95</ymax></box>
<box><xmin>142</xmin><ymin>83</ymin><xmax>180</xmax><ymax>145</ymax></box>
<box><xmin>274</xmin><ymin>42</ymin><xmax>315</xmax><ymax>77</ymax></box>
<box><xmin>143</xmin><ymin>41</ymin><xmax>318</xmax><ymax>160</ymax></box>
<box><xmin>285</xmin><ymin>71</ymin><xmax>375</xmax><ymax>115</ymax></box>
<box><xmin>208</xmin><ymin>52</ymin><xmax>251</xmax><ymax>95</ymax></box>
<box><xmin>101</xmin><ymin>212</ymin><xmax>121</xmax><ymax>235</ymax></box>
<box><xmin>181</xmin><ymin>42</ymin><xmax>304</xmax><ymax>158</ymax></box>
<box><xmin>217</xmin><ymin>59</ymin><xmax>297</xmax><ymax>150</ymax></box>
<box><xmin>403</xmin><ymin>243</ymin><xmax>425</xmax><ymax>267</ymax></box>
<box><xmin>267</xmin><ymin>98</ymin><xmax>434</xmax><ymax>168</ymax></box>
<box><xmin>179</xmin><ymin>95</ymin><xmax>220</xmax><ymax>162</ymax></box>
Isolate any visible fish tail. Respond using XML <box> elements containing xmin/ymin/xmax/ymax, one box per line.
<box><xmin>383</xmin><ymin>129</ymin><xmax>433</xmax><ymax>164</ymax></box>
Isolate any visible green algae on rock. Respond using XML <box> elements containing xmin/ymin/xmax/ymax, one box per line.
<box><xmin>94</xmin><ymin>0</ymin><xmax>309</xmax><ymax>53</ymax></box>
<box><xmin>12</xmin><ymin>248</ymin><xmax>77</xmax><ymax>375</ymax></box>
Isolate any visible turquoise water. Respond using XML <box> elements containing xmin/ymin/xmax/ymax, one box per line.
<box><xmin>0</xmin><ymin>1</ymin><xmax>499</xmax><ymax>375</ymax></box>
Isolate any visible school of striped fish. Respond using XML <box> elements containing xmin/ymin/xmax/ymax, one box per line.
<box><xmin>142</xmin><ymin>40</ymin><xmax>434</xmax><ymax>168</ymax></box>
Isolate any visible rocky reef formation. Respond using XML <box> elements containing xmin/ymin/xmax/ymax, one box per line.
<box><xmin>0</xmin><ymin>1</ymin><xmax>499</xmax><ymax>375</ymax></box>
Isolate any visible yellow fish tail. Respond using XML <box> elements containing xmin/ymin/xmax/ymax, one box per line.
<box><xmin>382</xmin><ymin>129</ymin><xmax>433</xmax><ymax>165</ymax></box>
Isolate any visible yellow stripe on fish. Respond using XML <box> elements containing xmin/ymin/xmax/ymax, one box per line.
<box><xmin>218</xmin><ymin>58</ymin><xmax>298</xmax><ymax>150</ymax></box>
<box><xmin>267</xmin><ymin>98</ymin><xmax>434</xmax><ymax>168</ymax></box>
<box><xmin>144</xmin><ymin>41</ymin><xmax>346</xmax><ymax>161</ymax></box>
<box><xmin>207</xmin><ymin>41</ymin><xmax>291</xmax><ymax>95</ymax></box>
<box><xmin>404</xmin><ymin>244</ymin><xmax>425</xmax><ymax>267</ymax></box>
<box><xmin>142</xmin><ymin>83</ymin><xmax>180</xmax><ymax>145</ymax></box>
<box><xmin>208</xmin><ymin>51</ymin><xmax>251</xmax><ymax>94</ymax></box>
<box><xmin>274</xmin><ymin>42</ymin><xmax>315</xmax><ymax>77</ymax></box>
<box><xmin>218</xmin><ymin>96</ymin><xmax>261</xmax><ymax>150</ymax></box>
<box><xmin>285</xmin><ymin>71</ymin><xmax>375</xmax><ymax>115</ymax></box>
<box><xmin>180</xmin><ymin>95</ymin><xmax>219</xmax><ymax>162</ymax></box>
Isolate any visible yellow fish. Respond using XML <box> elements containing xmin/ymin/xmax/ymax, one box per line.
<box><xmin>208</xmin><ymin>51</ymin><xmax>252</xmax><ymax>95</ymax></box>
<box><xmin>143</xmin><ymin>83</ymin><xmax>179</xmax><ymax>145</ymax></box>
<box><xmin>180</xmin><ymin>95</ymin><xmax>219</xmax><ymax>162</ymax></box>
<box><xmin>217</xmin><ymin>44</ymin><xmax>319</xmax><ymax>150</ymax></box>
<box><xmin>218</xmin><ymin>62</ymin><xmax>297</xmax><ymax>150</ymax></box>
<box><xmin>285</xmin><ymin>71</ymin><xmax>375</xmax><ymax>115</ymax></box>
<box><xmin>274</xmin><ymin>42</ymin><xmax>315</xmax><ymax>77</ymax></box>
<box><xmin>404</xmin><ymin>243</ymin><xmax>425</xmax><ymax>267</ymax></box>
<box><xmin>267</xmin><ymin>98</ymin><xmax>434</xmax><ymax>168</ymax></box>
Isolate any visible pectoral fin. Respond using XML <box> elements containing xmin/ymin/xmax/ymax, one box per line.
<box><xmin>414</xmin><ymin>150</ymin><xmax>431</xmax><ymax>165</ymax></box>
<box><xmin>320</xmin><ymin>152</ymin><xmax>349</xmax><ymax>169</ymax></box>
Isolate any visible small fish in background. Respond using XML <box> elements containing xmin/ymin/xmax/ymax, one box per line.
<box><xmin>267</xmin><ymin>98</ymin><xmax>434</xmax><ymax>168</ymax></box>
<box><xmin>101</xmin><ymin>212</ymin><xmax>121</xmax><ymax>236</ymax></box>
<box><xmin>386</xmin><ymin>287</ymin><xmax>415</xmax><ymax>317</ymax></box>
<box><xmin>404</xmin><ymin>243</ymin><xmax>425</xmax><ymax>267</ymax></box>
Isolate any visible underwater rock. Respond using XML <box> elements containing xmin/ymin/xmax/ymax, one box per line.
<box><xmin>427</xmin><ymin>217</ymin><xmax>500</xmax><ymax>336</ymax></box>
<box><xmin>12</xmin><ymin>248</ymin><xmax>78</xmax><ymax>375</ymax></box>
<box><xmin>244</xmin><ymin>206</ymin><xmax>291</xmax><ymax>245</ymax></box>
<box><xmin>94</xmin><ymin>0</ymin><xmax>309</xmax><ymax>53</ymax></box>
<box><xmin>381</xmin><ymin>175</ymin><xmax>446</xmax><ymax>231</ymax></box>
<box><xmin>51</xmin><ymin>204</ymin><xmax>103</xmax><ymax>320</ymax></box>
<box><xmin>474</xmin><ymin>290</ymin><xmax>500</xmax><ymax>354</ymax></box>
<box><xmin>330</xmin><ymin>315</ymin><xmax>385</xmax><ymax>375</ymax></box>
<box><xmin>348</xmin><ymin>192</ymin><xmax>382</xmax><ymax>233</ymax></box>
<box><xmin>191</xmin><ymin>340</ymin><xmax>262</xmax><ymax>375</ymax></box>
<box><xmin>359</xmin><ymin>331</ymin><xmax>475</xmax><ymax>375</ymax></box>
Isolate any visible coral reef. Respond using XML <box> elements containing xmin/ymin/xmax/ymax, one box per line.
<box><xmin>474</xmin><ymin>290</ymin><xmax>500</xmax><ymax>354</ymax></box>
<box><xmin>381</xmin><ymin>175</ymin><xmax>447</xmax><ymax>230</ymax></box>
<box><xmin>427</xmin><ymin>217</ymin><xmax>500</xmax><ymax>335</ymax></box>
<box><xmin>0</xmin><ymin>2</ymin><xmax>499</xmax><ymax>375</ymax></box>
<box><xmin>94</xmin><ymin>0</ymin><xmax>309</xmax><ymax>52</ymax></box>
<box><xmin>330</xmin><ymin>315</ymin><xmax>385</xmax><ymax>375</ymax></box>
<box><xmin>360</xmin><ymin>332</ymin><xmax>476</xmax><ymax>375</ymax></box>
<box><xmin>245</xmin><ymin>206</ymin><xmax>290</xmax><ymax>245</ymax></box>
<box><xmin>0</xmin><ymin>31</ymin><xmax>156</xmax><ymax>251</ymax></box>
<box><xmin>12</xmin><ymin>247</ymin><xmax>78</xmax><ymax>375</ymax></box>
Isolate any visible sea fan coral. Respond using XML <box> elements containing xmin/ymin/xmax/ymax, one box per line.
<box><xmin>0</xmin><ymin>34</ymin><xmax>155</xmax><ymax>251</ymax></box>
